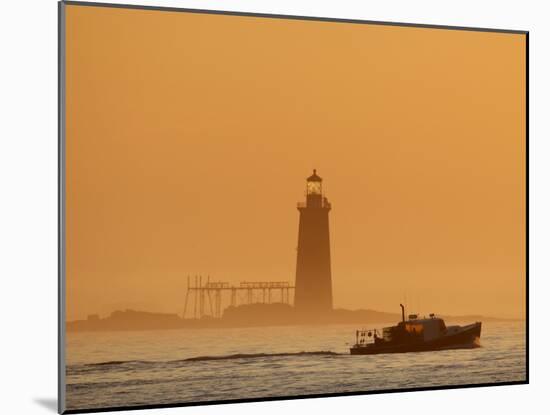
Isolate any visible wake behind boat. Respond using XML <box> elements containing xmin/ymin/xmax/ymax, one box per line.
<box><xmin>350</xmin><ymin>304</ymin><xmax>481</xmax><ymax>355</ymax></box>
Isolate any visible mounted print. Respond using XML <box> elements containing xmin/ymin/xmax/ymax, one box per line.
<box><xmin>58</xmin><ymin>1</ymin><xmax>528</xmax><ymax>413</ymax></box>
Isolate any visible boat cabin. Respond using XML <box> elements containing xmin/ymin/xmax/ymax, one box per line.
<box><xmin>382</xmin><ymin>315</ymin><xmax>447</xmax><ymax>343</ymax></box>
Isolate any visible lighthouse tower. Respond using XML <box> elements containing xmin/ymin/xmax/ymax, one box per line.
<box><xmin>294</xmin><ymin>170</ymin><xmax>333</xmax><ymax>314</ymax></box>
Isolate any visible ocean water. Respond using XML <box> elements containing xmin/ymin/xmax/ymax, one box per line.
<box><xmin>65</xmin><ymin>321</ymin><xmax>526</xmax><ymax>411</ymax></box>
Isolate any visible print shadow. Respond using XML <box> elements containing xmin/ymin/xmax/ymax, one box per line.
<box><xmin>34</xmin><ymin>398</ymin><xmax>57</xmax><ymax>413</ymax></box>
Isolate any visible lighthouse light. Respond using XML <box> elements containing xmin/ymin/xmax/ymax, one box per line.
<box><xmin>307</xmin><ymin>181</ymin><xmax>321</xmax><ymax>195</ymax></box>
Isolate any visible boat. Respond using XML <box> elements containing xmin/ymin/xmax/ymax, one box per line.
<box><xmin>350</xmin><ymin>304</ymin><xmax>481</xmax><ymax>355</ymax></box>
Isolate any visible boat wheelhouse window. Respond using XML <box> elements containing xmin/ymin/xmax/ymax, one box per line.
<box><xmin>437</xmin><ymin>319</ymin><xmax>446</xmax><ymax>331</ymax></box>
<box><xmin>405</xmin><ymin>323</ymin><xmax>424</xmax><ymax>335</ymax></box>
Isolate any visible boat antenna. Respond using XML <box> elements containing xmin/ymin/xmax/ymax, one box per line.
<box><xmin>400</xmin><ymin>304</ymin><xmax>405</xmax><ymax>322</ymax></box>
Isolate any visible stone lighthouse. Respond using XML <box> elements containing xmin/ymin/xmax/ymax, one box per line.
<box><xmin>294</xmin><ymin>169</ymin><xmax>333</xmax><ymax>314</ymax></box>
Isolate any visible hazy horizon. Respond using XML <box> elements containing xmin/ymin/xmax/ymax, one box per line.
<box><xmin>65</xmin><ymin>6</ymin><xmax>526</xmax><ymax>321</ymax></box>
<box><xmin>69</xmin><ymin>304</ymin><xmax>521</xmax><ymax>323</ymax></box>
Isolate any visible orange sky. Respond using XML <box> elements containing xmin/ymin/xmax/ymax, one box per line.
<box><xmin>65</xmin><ymin>4</ymin><xmax>526</xmax><ymax>321</ymax></box>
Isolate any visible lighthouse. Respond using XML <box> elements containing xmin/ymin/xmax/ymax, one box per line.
<box><xmin>294</xmin><ymin>170</ymin><xmax>333</xmax><ymax>314</ymax></box>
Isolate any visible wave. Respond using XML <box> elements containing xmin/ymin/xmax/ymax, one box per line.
<box><xmin>183</xmin><ymin>351</ymin><xmax>341</xmax><ymax>362</ymax></box>
<box><xmin>72</xmin><ymin>351</ymin><xmax>341</xmax><ymax>371</ymax></box>
<box><xmin>86</xmin><ymin>360</ymin><xmax>147</xmax><ymax>366</ymax></box>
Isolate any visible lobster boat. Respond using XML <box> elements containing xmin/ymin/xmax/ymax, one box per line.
<box><xmin>350</xmin><ymin>304</ymin><xmax>481</xmax><ymax>355</ymax></box>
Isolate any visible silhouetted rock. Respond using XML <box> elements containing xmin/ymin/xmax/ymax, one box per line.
<box><xmin>67</xmin><ymin>309</ymin><xmax>185</xmax><ymax>332</ymax></box>
<box><xmin>223</xmin><ymin>303</ymin><xmax>296</xmax><ymax>326</ymax></box>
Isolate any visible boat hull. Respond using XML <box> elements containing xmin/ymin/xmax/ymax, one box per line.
<box><xmin>350</xmin><ymin>322</ymin><xmax>481</xmax><ymax>355</ymax></box>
